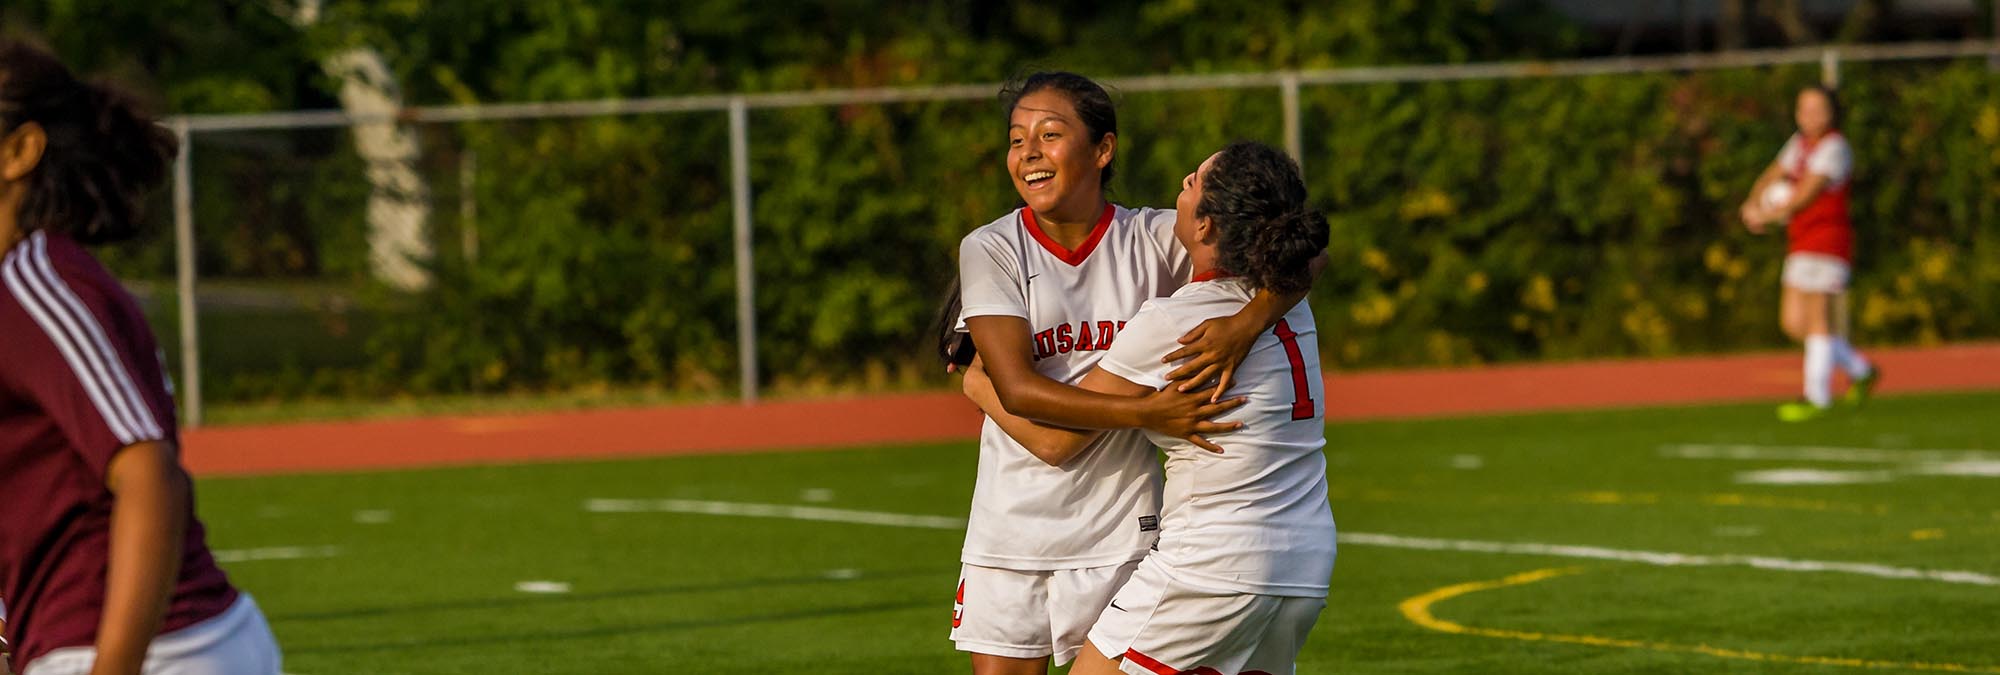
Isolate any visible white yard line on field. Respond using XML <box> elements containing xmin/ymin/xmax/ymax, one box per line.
<box><xmin>212</xmin><ymin>545</ymin><xmax>342</xmax><ymax>563</ymax></box>
<box><xmin>584</xmin><ymin>498</ymin><xmax>968</xmax><ymax>529</ymax></box>
<box><xmin>1660</xmin><ymin>444</ymin><xmax>2000</xmax><ymax>464</ymax></box>
<box><xmin>590</xmin><ymin>499</ymin><xmax>2000</xmax><ymax>587</ymax></box>
<box><xmin>1338</xmin><ymin>532</ymin><xmax>2000</xmax><ymax>586</ymax></box>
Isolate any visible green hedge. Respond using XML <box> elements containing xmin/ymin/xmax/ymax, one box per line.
<box><xmin>332</xmin><ymin>60</ymin><xmax>1996</xmax><ymax>400</ymax></box>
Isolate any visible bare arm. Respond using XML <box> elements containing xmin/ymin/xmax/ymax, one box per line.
<box><xmin>1740</xmin><ymin>161</ymin><xmax>1785</xmax><ymax>233</ymax></box>
<box><xmin>963</xmin><ymin>359</ymin><xmax>1103</xmax><ymax>466</ymax></box>
<box><xmin>964</xmin><ymin>315</ymin><xmax>1244</xmax><ymax>450</ymax></box>
<box><xmin>90</xmin><ymin>441</ymin><xmax>188</xmax><ymax>675</ymax></box>
<box><xmin>1766</xmin><ymin>172</ymin><xmax>1829</xmax><ymax>222</ymax></box>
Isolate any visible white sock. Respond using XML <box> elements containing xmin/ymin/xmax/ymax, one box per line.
<box><xmin>1803</xmin><ymin>335</ymin><xmax>1835</xmax><ymax>408</ymax></box>
<box><xmin>1833</xmin><ymin>336</ymin><xmax>1873</xmax><ymax>378</ymax></box>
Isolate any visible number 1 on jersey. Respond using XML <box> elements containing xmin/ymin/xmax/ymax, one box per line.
<box><xmin>1273</xmin><ymin>319</ymin><xmax>1314</xmax><ymax>420</ymax></box>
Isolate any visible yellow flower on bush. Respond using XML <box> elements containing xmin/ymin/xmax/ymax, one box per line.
<box><xmin>1398</xmin><ymin>187</ymin><xmax>1457</xmax><ymax>222</ymax></box>
<box><xmin>1521</xmin><ymin>275</ymin><xmax>1557</xmax><ymax>312</ymax></box>
<box><xmin>1362</xmin><ymin>248</ymin><xmax>1394</xmax><ymax>276</ymax></box>
<box><xmin>1977</xmin><ymin>105</ymin><xmax>2000</xmax><ymax>143</ymax></box>
<box><xmin>1465</xmin><ymin>271</ymin><xmax>1489</xmax><ymax>295</ymax></box>
<box><xmin>1350</xmin><ymin>293</ymin><xmax>1398</xmax><ymax>327</ymax></box>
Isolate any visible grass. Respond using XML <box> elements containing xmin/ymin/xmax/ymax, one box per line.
<box><xmin>195</xmin><ymin>390</ymin><xmax>2000</xmax><ymax>674</ymax></box>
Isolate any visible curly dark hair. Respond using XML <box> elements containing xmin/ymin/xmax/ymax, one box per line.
<box><xmin>0</xmin><ymin>38</ymin><xmax>178</xmax><ymax>244</ymax></box>
<box><xmin>1000</xmin><ymin>71</ymin><xmax>1118</xmax><ymax>186</ymax></box>
<box><xmin>1199</xmin><ymin>141</ymin><xmax>1327</xmax><ymax>295</ymax></box>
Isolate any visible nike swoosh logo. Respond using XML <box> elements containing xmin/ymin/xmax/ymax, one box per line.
<box><xmin>1109</xmin><ymin>601</ymin><xmax>1126</xmax><ymax>612</ymax></box>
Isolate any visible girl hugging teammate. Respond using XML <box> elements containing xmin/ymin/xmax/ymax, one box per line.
<box><xmin>946</xmin><ymin>72</ymin><xmax>1319</xmax><ymax>675</ymax></box>
<box><xmin>964</xmin><ymin>142</ymin><xmax>1335</xmax><ymax>675</ymax></box>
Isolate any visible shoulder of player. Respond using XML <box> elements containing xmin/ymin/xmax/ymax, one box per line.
<box><xmin>960</xmin><ymin>209</ymin><xmax>1027</xmax><ymax>248</ymax></box>
<box><xmin>3</xmin><ymin>232</ymin><xmax>119</xmax><ymax>300</ymax></box>
<box><xmin>1112</xmin><ymin>204</ymin><xmax>1175</xmax><ymax>231</ymax></box>
<box><xmin>0</xmin><ymin>232</ymin><xmax>135</xmax><ymax>340</ymax></box>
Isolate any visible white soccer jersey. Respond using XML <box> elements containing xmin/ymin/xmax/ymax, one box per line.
<box><xmin>1096</xmin><ymin>276</ymin><xmax>1336</xmax><ymax>597</ymax></box>
<box><xmin>1777</xmin><ymin>132</ymin><xmax>1852</xmax><ymax>185</ymax></box>
<box><xmin>956</xmin><ymin>203</ymin><xmax>1190</xmax><ymax>570</ymax></box>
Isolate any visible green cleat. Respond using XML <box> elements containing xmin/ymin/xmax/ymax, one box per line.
<box><xmin>1843</xmin><ymin>367</ymin><xmax>1881</xmax><ymax>408</ymax></box>
<box><xmin>1777</xmin><ymin>401</ymin><xmax>1831</xmax><ymax>423</ymax></box>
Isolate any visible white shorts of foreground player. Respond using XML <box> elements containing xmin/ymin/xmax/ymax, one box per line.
<box><xmin>951</xmin><ymin>560</ymin><xmax>1139</xmax><ymax>665</ymax></box>
<box><xmin>1087</xmin><ymin>556</ymin><xmax>1324</xmax><ymax>675</ymax></box>
<box><xmin>22</xmin><ymin>595</ymin><xmax>281</xmax><ymax>675</ymax></box>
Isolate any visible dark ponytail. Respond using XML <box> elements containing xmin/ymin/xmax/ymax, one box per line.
<box><xmin>1202</xmin><ymin>141</ymin><xmax>1327</xmax><ymax>295</ymax></box>
<box><xmin>932</xmin><ymin>277</ymin><xmax>977</xmax><ymax>367</ymax></box>
<box><xmin>0</xmin><ymin>38</ymin><xmax>178</xmax><ymax>244</ymax></box>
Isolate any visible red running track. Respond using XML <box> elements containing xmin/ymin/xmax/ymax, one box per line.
<box><xmin>182</xmin><ymin>342</ymin><xmax>2000</xmax><ymax>477</ymax></box>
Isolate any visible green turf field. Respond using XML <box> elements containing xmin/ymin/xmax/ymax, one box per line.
<box><xmin>196</xmin><ymin>391</ymin><xmax>2000</xmax><ymax>674</ymax></box>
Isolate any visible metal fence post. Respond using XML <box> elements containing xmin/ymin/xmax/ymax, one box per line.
<box><xmin>460</xmin><ymin>149</ymin><xmax>479</xmax><ymax>263</ymax></box>
<box><xmin>728</xmin><ymin>97</ymin><xmax>759</xmax><ymax>404</ymax></box>
<box><xmin>1281</xmin><ymin>73</ymin><xmax>1303</xmax><ymax>177</ymax></box>
<box><xmin>172</xmin><ymin>119</ymin><xmax>203</xmax><ymax>428</ymax></box>
<box><xmin>1821</xmin><ymin>48</ymin><xmax>1840</xmax><ymax>88</ymax></box>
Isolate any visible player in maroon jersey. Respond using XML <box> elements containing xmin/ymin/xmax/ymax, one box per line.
<box><xmin>0</xmin><ymin>39</ymin><xmax>279</xmax><ymax>675</ymax></box>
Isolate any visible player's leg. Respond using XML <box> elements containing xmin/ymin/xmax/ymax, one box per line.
<box><xmin>1829</xmin><ymin>291</ymin><xmax>1880</xmax><ymax>406</ymax></box>
<box><xmin>971</xmin><ymin>653</ymin><xmax>1049</xmax><ymax>675</ymax></box>
<box><xmin>1779</xmin><ymin>254</ymin><xmax>1844</xmax><ymax>421</ymax></box>
<box><xmin>1778</xmin><ymin>288</ymin><xmax>1836</xmax><ymax>422</ymax></box>
<box><xmin>953</xmin><ymin>565</ymin><xmax>1056</xmax><ymax>675</ymax></box>
<box><xmin>1065</xmin><ymin>641</ymin><xmax>1126</xmax><ymax>675</ymax></box>
<box><xmin>1778</xmin><ymin>284</ymin><xmax>1809</xmax><ymax>344</ymax></box>
<box><xmin>1045</xmin><ymin>560</ymin><xmax>1140</xmax><ymax>668</ymax></box>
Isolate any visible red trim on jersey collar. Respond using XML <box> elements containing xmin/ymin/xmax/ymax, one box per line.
<box><xmin>1191</xmin><ymin>269</ymin><xmax>1237</xmax><ymax>283</ymax></box>
<box><xmin>1021</xmin><ymin>203</ymin><xmax>1115</xmax><ymax>267</ymax></box>
<box><xmin>1121</xmin><ymin>649</ymin><xmax>1181</xmax><ymax>675</ymax></box>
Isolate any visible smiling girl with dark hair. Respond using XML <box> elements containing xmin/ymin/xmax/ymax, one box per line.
<box><xmin>965</xmin><ymin>141</ymin><xmax>1336</xmax><ymax>675</ymax></box>
<box><xmin>946</xmin><ymin>73</ymin><xmax>1318</xmax><ymax>675</ymax></box>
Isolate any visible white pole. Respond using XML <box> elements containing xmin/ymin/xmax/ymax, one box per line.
<box><xmin>172</xmin><ymin>120</ymin><xmax>203</xmax><ymax>427</ymax></box>
<box><xmin>729</xmin><ymin>97</ymin><xmax>759</xmax><ymax>403</ymax></box>
<box><xmin>1281</xmin><ymin>73</ymin><xmax>1304</xmax><ymax>178</ymax></box>
<box><xmin>1821</xmin><ymin>48</ymin><xmax>1840</xmax><ymax>88</ymax></box>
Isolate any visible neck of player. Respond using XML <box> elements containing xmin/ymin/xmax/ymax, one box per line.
<box><xmin>0</xmin><ymin>185</ymin><xmax>21</xmax><ymax>252</ymax></box>
<box><xmin>1036</xmin><ymin>191</ymin><xmax>1107</xmax><ymax>249</ymax></box>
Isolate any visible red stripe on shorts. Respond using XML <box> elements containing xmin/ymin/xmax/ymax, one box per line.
<box><xmin>1122</xmin><ymin>649</ymin><xmax>1181</xmax><ymax>675</ymax></box>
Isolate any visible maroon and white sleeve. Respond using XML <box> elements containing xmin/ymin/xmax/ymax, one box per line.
<box><xmin>1</xmin><ymin>233</ymin><xmax>169</xmax><ymax>474</ymax></box>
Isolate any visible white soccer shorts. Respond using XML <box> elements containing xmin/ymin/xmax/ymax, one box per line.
<box><xmin>1086</xmin><ymin>558</ymin><xmax>1325</xmax><ymax>675</ymax></box>
<box><xmin>950</xmin><ymin>560</ymin><xmax>1140</xmax><ymax>665</ymax></box>
<box><xmin>24</xmin><ymin>595</ymin><xmax>281</xmax><ymax>675</ymax></box>
<box><xmin>1782</xmin><ymin>252</ymin><xmax>1850</xmax><ymax>294</ymax></box>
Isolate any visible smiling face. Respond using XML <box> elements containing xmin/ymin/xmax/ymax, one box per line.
<box><xmin>1796</xmin><ymin>88</ymin><xmax>1833</xmax><ymax>138</ymax></box>
<box><xmin>1173</xmin><ymin>151</ymin><xmax>1220</xmax><ymax>251</ymax></box>
<box><xmin>1007</xmin><ymin>89</ymin><xmax>1112</xmax><ymax>222</ymax></box>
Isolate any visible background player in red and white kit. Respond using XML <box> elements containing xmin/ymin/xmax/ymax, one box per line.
<box><xmin>949</xmin><ymin>73</ymin><xmax>1315</xmax><ymax>675</ymax></box>
<box><xmin>1740</xmin><ymin>85</ymin><xmax>1879</xmax><ymax>422</ymax></box>
<box><xmin>0</xmin><ymin>39</ymin><xmax>281</xmax><ymax>675</ymax></box>
<box><xmin>964</xmin><ymin>141</ymin><xmax>1335</xmax><ymax>675</ymax></box>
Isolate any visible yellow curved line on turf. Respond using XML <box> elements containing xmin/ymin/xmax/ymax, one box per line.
<box><xmin>1399</xmin><ymin>567</ymin><xmax>2000</xmax><ymax>673</ymax></box>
